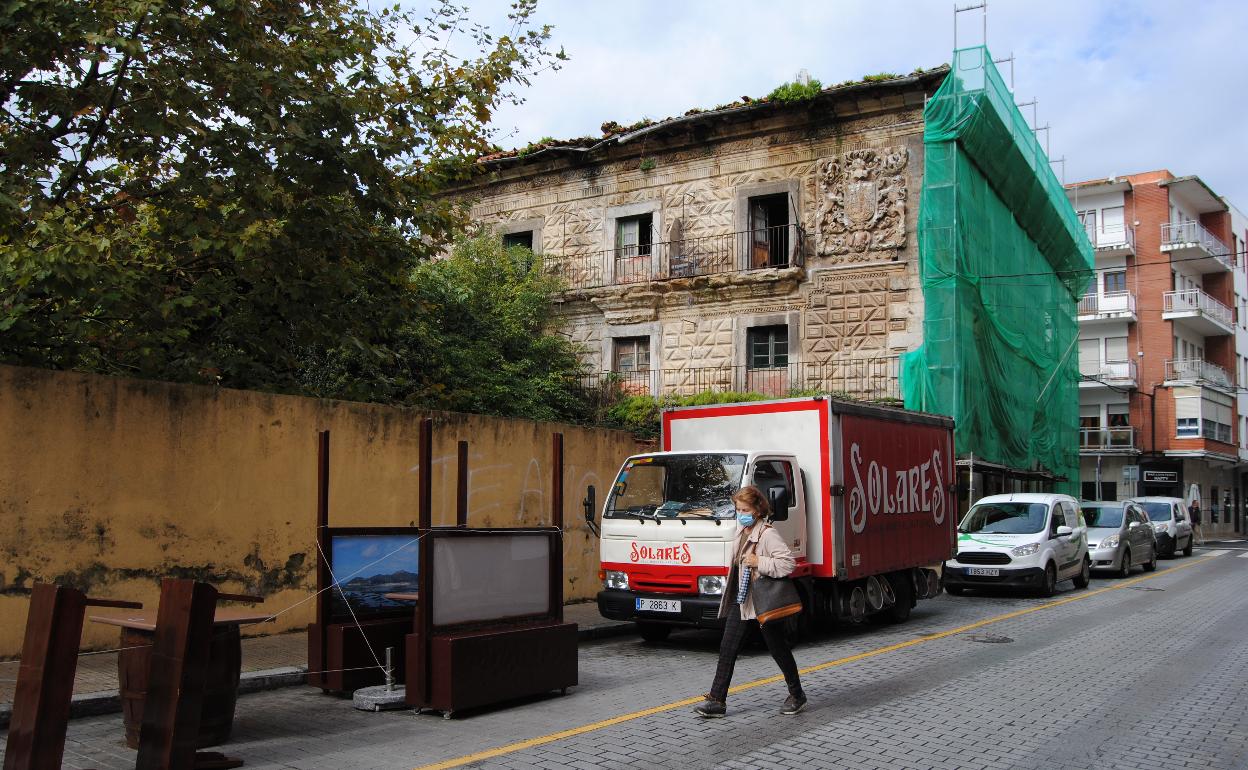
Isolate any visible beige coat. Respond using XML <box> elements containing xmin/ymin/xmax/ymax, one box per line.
<box><xmin>716</xmin><ymin>522</ymin><xmax>796</xmax><ymax>621</ymax></box>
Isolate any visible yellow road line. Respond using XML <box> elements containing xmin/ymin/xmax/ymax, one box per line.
<box><xmin>415</xmin><ymin>554</ymin><xmax>1217</xmax><ymax>770</ymax></box>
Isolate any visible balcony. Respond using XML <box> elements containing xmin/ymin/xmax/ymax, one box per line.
<box><xmin>1164</xmin><ymin>358</ymin><xmax>1233</xmax><ymax>389</ymax></box>
<box><xmin>1077</xmin><ymin>291</ymin><xmax>1137</xmax><ymax>323</ymax></box>
<box><xmin>544</xmin><ymin>224</ymin><xmax>806</xmax><ymax>291</ymax></box>
<box><xmin>1160</xmin><ymin>222</ymin><xmax>1233</xmax><ymax>273</ymax></box>
<box><xmin>579</xmin><ymin>357</ymin><xmax>902</xmax><ymax>403</ymax></box>
<box><xmin>1083</xmin><ymin>222</ymin><xmax>1135</xmax><ymax>256</ymax></box>
<box><xmin>1079</xmin><ymin>427</ymin><xmax>1139</xmax><ymax>454</ymax></box>
<box><xmin>1162</xmin><ymin>289</ymin><xmax>1235</xmax><ymax>336</ymax></box>
<box><xmin>1080</xmin><ymin>360</ymin><xmax>1138</xmax><ymax>389</ymax></box>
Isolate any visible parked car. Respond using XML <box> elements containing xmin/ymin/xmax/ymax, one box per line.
<box><xmin>1126</xmin><ymin>497</ymin><xmax>1195</xmax><ymax>558</ymax></box>
<box><xmin>1080</xmin><ymin>501</ymin><xmax>1158</xmax><ymax>578</ymax></box>
<box><xmin>943</xmin><ymin>493</ymin><xmax>1090</xmax><ymax>598</ymax></box>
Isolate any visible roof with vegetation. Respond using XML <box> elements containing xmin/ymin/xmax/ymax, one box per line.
<box><xmin>478</xmin><ymin>65</ymin><xmax>949</xmax><ymax>167</ymax></box>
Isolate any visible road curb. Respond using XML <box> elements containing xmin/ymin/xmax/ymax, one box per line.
<box><xmin>0</xmin><ymin>623</ymin><xmax>635</xmax><ymax>728</ymax></box>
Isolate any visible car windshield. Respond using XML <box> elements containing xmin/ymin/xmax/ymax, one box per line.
<box><xmin>605</xmin><ymin>454</ymin><xmax>746</xmax><ymax>520</ymax></box>
<box><xmin>1081</xmin><ymin>504</ymin><xmax>1124</xmax><ymax>528</ymax></box>
<box><xmin>959</xmin><ymin>502</ymin><xmax>1050</xmax><ymax>534</ymax></box>
<box><xmin>1137</xmin><ymin>502</ymin><xmax>1174</xmax><ymax>522</ymax></box>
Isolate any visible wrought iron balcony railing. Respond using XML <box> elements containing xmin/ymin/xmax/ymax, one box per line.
<box><xmin>544</xmin><ymin>224</ymin><xmax>806</xmax><ymax>291</ymax></box>
<box><xmin>1163</xmin><ymin>289</ymin><xmax>1235</xmax><ymax>328</ymax></box>
<box><xmin>1082</xmin><ymin>222</ymin><xmax>1135</xmax><ymax>251</ymax></box>
<box><xmin>1165</xmin><ymin>358</ymin><xmax>1232</xmax><ymax>388</ymax></box>
<box><xmin>1160</xmin><ymin>221</ymin><xmax>1233</xmax><ymax>270</ymax></box>
<box><xmin>577</xmin><ymin>357</ymin><xmax>901</xmax><ymax>403</ymax></box>
<box><xmin>1078</xmin><ymin>291</ymin><xmax>1136</xmax><ymax>317</ymax></box>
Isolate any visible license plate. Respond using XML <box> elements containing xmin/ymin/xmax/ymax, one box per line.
<box><xmin>967</xmin><ymin>567</ymin><xmax>1000</xmax><ymax>577</ymax></box>
<box><xmin>635</xmin><ymin>598</ymin><xmax>681</xmax><ymax>613</ymax></box>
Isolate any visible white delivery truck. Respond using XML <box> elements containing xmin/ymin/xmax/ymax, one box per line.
<box><xmin>584</xmin><ymin>397</ymin><xmax>956</xmax><ymax>641</ymax></box>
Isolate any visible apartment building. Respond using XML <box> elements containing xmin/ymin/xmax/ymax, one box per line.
<box><xmin>1068</xmin><ymin>172</ymin><xmax>1246</xmax><ymax>535</ymax></box>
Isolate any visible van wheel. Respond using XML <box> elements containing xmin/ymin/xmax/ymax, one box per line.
<box><xmin>1182</xmin><ymin>536</ymin><xmax>1194</xmax><ymax>557</ymax></box>
<box><xmin>1073</xmin><ymin>557</ymin><xmax>1091</xmax><ymax>589</ymax></box>
<box><xmin>637</xmin><ymin>622</ymin><xmax>671</xmax><ymax>643</ymax></box>
<box><xmin>1038</xmin><ymin>563</ymin><xmax>1057</xmax><ymax>598</ymax></box>
<box><xmin>1118</xmin><ymin>548</ymin><xmax>1132</xmax><ymax>579</ymax></box>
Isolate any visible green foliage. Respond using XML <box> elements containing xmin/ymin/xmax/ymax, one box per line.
<box><xmin>861</xmin><ymin>72</ymin><xmax>902</xmax><ymax>83</ymax></box>
<box><xmin>603</xmin><ymin>391</ymin><xmax>770</xmax><ymax>440</ymax></box>
<box><xmin>303</xmin><ymin>233</ymin><xmax>593</xmax><ymax>422</ymax></box>
<box><xmin>0</xmin><ymin>0</ymin><xmax>564</xmax><ymax>392</ymax></box>
<box><xmin>766</xmin><ymin>78</ymin><xmax>824</xmax><ymax>103</ymax></box>
<box><xmin>638</xmin><ymin>157</ymin><xmax>656</xmax><ymax>172</ymax></box>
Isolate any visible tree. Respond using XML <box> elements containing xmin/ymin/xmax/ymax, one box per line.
<box><xmin>0</xmin><ymin>0</ymin><xmax>564</xmax><ymax>389</ymax></box>
<box><xmin>303</xmin><ymin>233</ymin><xmax>594</xmax><ymax>422</ymax></box>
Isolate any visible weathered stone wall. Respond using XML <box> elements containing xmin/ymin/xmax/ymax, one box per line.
<box><xmin>464</xmin><ymin>97</ymin><xmax>931</xmax><ymax>388</ymax></box>
<box><xmin>0</xmin><ymin>365</ymin><xmax>641</xmax><ymax>657</ymax></box>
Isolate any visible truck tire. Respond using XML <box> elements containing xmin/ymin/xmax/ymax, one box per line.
<box><xmin>871</xmin><ymin>573</ymin><xmax>913</xmax><ymax>624</ymax></box>
<box><xmin>637</xmin><ymin>622</ymin><xmax>671</xmax><ymax>643</ymax></box>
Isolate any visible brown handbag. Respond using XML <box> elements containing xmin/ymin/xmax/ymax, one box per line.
<box><xmin>749</xmin><ymin>532</ymin><xmax>803</xmax><ymax>626</ymax></box>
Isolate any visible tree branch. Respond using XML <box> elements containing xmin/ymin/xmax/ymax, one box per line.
<box><xmin>50</xmin><ymin>18</ymin><xmax>147</xmax><ymax>204</ymax></box>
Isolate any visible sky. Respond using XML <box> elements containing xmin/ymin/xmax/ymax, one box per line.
<box><xmin>459</xmin><ymin>0</ymin><xmax>1248</xmax><ymax>207</ymax></box>
<box><xmin>330</xmin><ymin>534</ymin><xmax>419</xmax><ymax>580</ymax></box>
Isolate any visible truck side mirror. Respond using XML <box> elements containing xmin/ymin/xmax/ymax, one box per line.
<box><xmin>583</xmin><ymin>485</ymin><xmax>599</xmax><ymax>537</ymax></box>
<box><xmin>768</xmin><ymin>486</ymin><xmax>789</xmax><ymax>522</ymax></box>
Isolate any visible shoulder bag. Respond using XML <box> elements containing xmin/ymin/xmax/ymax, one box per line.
<box><xmin>750</xmin><ymin>532</ymin><xmax>803</xmax><ymax>626</ymax></box>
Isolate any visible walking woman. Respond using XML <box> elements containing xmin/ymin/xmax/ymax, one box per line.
<box><xmin>694</xmin><ymin>485</ymin><xmax>806</xmax><ymax>718</ymax></box>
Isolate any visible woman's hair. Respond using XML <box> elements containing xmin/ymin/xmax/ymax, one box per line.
<box><xmin>732</xmin><ymin>485</ymin><xmax>772</xmax><ymax>520</ymax></box>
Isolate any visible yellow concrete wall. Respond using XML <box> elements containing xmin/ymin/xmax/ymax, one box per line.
<box><xmin>0</xmin><ymin>365</ymin><xmax>641</xmax><ymax>658</ymax></box>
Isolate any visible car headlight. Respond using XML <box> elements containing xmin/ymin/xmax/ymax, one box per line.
<box><xmin>603</xmin><ymin>570</ymin><xmax>629</xmax><ymax>590</ymax></box>
<box><xmin>1153</xmin><ymin>523</ymin><xmax>1166</xmax><ymax>533</ymax></box>
<box><xmin>1012</xmin><ymin>543</ymin><xmax>1040</xmax><ymax>557</ymax></box>
<box><xmin>698</xmin><ymin>575</ymin><xmax>726</xmax><ymax>595</ymax></box>
<box><xmin>1099</xmin><ymin>534</ymin><xmax>1120</xmax><ymax>549</ymax></box>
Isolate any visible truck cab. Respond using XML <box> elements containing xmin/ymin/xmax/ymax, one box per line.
<box><xmin>595</xmin><ymin>450</ymin><xmax>807</xmax><ymax>641</ymax></box>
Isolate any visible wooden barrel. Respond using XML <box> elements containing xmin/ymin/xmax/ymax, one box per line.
<box><xmin>117</xmin><ymin>624</ymin><xmax>243</xmax><ymax>749</ymax></box>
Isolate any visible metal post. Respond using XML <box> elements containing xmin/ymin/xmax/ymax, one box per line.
<box><xmin>385</xmin><ymin>647</ymin><xmax>394</xmax><ymax>692</ymax></box>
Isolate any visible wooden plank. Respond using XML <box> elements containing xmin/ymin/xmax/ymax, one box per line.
<box><xmin>3</xmin><ymin>583</ymin><xmax>86</xmax><ymax>770</ymax></box>
<box><xmin>135</xmin><ymin>578</ymin><xmax>218</xmax><ymax>770</ymax></box>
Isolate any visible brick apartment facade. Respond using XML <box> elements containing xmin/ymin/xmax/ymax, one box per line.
<box><xmin>1068</xmin><ymin>172</ymin><xmax>1247</xmax><ymax>535</ymax></box>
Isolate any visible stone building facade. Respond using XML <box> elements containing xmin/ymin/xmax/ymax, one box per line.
<box><xmin>454</xmin><ymin>70</ymin><xmax>949</xmax><ymax>400</ymax></box>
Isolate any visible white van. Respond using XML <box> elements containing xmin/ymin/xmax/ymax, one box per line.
<box><xmin>1126</xmin><ymin>497</ymin><xmax>1195</xmax><ymax>558</ymax></box>
<box><xmin>943</xmin><ymin>493</ymin><xmax>1091</xmax><ymax>597</ymax></box>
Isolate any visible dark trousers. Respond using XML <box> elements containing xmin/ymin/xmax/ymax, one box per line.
<box><xmin>708</xmin><ymin>603</ymin><xmax>802</xmax><ymax>702</ymax></box>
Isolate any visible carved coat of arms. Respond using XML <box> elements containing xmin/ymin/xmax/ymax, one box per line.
<box><xmin>817</xmin><ymin>147</ymin><xmax>908</xmax><ymax>259</ymax></box>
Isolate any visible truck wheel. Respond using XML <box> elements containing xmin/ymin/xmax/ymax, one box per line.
<box><xmin>1182</xmin><ymin>536</ymin><xmax>1194</xmax><ymax>557</ymax></box>
<box><xmin>871</xmin><ymin>574</ymin><xmax>913</xmax><ymax>624</ymax></box>
<box><xmin>637</xmin><ymin>622</ymin><xmax>671</xmax><ymax>643</ymax></box>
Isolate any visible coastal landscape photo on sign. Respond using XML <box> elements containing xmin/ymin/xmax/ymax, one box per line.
<box><xmin>328</xmin><ymin>533</ymin><xmax>420</xmax><ymax>618</ymax></box>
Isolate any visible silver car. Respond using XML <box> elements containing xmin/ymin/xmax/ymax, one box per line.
<box><xmin>1080</xmin><ymin>501</ymin><xmax>1158</xmax><ymax>578</ymax></box>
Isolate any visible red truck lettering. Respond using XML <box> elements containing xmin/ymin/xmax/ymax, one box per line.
<box><xmin>848</xmin><ymin>443</ymin><xmax>945</xmax><ymax>534</ymax></box>
<box><xmin>630</xmin><ymin>542</ymin><xmax>692</xmax><ymax>564</ymax></box>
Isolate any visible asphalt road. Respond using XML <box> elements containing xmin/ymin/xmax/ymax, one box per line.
<box><xmin>15</xmin><ymin>545</ymin><xmax>1248</xmax><ymax>769</ymax></box>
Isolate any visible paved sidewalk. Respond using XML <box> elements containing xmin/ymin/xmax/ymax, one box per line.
<box><xmin>0</xmin><ymin>600</ymin><xmax>626</xmax><ymax>719</ymax></box>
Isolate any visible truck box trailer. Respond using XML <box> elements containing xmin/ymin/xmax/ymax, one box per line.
<box><xmin>588</xmin><ymin>397</ymin><xmax>955</xmax><ymax>640</ymax></box>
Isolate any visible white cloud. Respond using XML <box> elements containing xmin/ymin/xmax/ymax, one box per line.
<box><xmin>457</xmin><ymin>0</ymin><xmax>1248</xmax><ymax>208</ymax></box>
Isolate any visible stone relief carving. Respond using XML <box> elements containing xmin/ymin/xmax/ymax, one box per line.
<box><xmin>816</xmin><ymin>147</ymin><xmax>908</xmax><ymax>260</ymax></box>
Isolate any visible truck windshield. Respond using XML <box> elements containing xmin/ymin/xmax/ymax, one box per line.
<box><xmin>605</xmin><ymin>454</ymin><xmax>746</xmax><ymax>520</ymax></box>
<box><xmin>959</xmin><ymin>502</ymin><xmax>1049</xmax><ymax>535</ymax></box>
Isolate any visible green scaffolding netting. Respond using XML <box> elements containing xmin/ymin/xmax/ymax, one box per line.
<box><xmin>901</xmin><ymin>47</ymin><xmax>1094</xmax><ymax>495</ymax></box>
